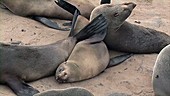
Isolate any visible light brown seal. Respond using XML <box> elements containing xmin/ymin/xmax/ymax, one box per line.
<box><xmin>90</xmin><ymin>2</ymin><xmax>170</xmax><ymax>53</ymax></box>
<box><xmin>0</xmin><ymin>14</ymin><xmax>107</xmax><ymax>96</ymax></box>
<box><xmin>152</xmin><ymin>44</ymin><xmax>170</xmax><ymax>96</ymax></box>
<box><xmin>55</xmin><ymin>32</ymin><xmax>109</xmax><ymax>82</ymax></box>
<box><xmin>55</xmin><ymin>0</ymin><xmax>132</xmax><ymax>83</ymax></box>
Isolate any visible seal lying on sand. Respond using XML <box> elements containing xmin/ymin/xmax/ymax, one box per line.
<box><xmin>90</xmin><ymin>2</ymin><xmax>170</xmax><ymax>53</ymax></box>
<box><xmin>152</xmin><ymin>44</ymin><xmax>170</xmax><ymax>96</ymax></box>
<box><xmin>55</xmin><ymin>0</ymin><xmax>132</xmax><ymax>83</ymax></box>
<box><xmin>34</xmin><ymin>87</ymin><xmax>94</xmax><ymax>96</ymax></box>
<box><xmin>0</xmin><ymin>0</ymin><xmax>95</xmax><ymax>30</ymax></box>
<box><xmin>0</xmin><ymin>13</ymin><xmax>107</xmax><ymax>96</ymax></box>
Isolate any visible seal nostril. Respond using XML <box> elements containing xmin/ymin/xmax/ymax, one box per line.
<box><xmin>64</xmin><ymin>72</ymin><xmax>67</xmax><ymax>76</ymax></box>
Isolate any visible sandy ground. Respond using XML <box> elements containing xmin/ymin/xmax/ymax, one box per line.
<box><xmin>0</xmin><ymin>0</ymin><xmax>170</xmax><ymax>96</ymax></box>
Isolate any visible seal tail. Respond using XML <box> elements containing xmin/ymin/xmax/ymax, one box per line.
<box><xmin>73</xmin><ymin>14</ymin><xmax>108</xmax><ymax>42</ymax></box>
<box><xmin>107</xmin><ymin>53</ymin><xmax>133</xmax><ymax>68</ymax></box>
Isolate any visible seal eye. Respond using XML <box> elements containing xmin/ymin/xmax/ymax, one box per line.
<box><xmin>58</xmin><ymin>67</ymin><xmax>64</xmax><ymax>72</ymax></box>
<box><xmin>114</xmin><ymin>13</ymin><xmax>119</xmax><ymax>17</ymax></box>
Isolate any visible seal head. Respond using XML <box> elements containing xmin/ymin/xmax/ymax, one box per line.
<box><xmin>90</xmin><ymin>2</ymin><xmax>136</xmax><ymax>30</ymax></box>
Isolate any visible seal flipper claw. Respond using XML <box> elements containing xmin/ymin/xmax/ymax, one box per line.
<box><xmin>4</xmin><ymin>75</ymin><xmax>39</xmax><ymax>96</ymax></box>
<box><xmin>107</xmin><ymin>53</ymin><xmax>133</xmax><ymax>68</ymax></box>
<box><xmin>32</xmin><ymin>16</ymin><xmax>70</xmax><ymax>31</ymax></box>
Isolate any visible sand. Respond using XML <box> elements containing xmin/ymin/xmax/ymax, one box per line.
<box><xmin>0</xmin><ymin>0</ymin><xmax>170</xmax><ymax>96</ymax></box>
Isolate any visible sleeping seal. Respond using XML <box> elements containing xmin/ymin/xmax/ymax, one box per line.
<box><xmin>0</xmin><ymin>0</ymin><xmax>95</xmax><ymax>30</ymax></box>
<box><xmin>55</xmin><ymin>0</ymin><xmax>132</xmax><ymax>83</ymax></box>
<box><xmin>152</xmin><ymin>44</ymin><xmax>170</xmax><ymax>96</ymax></box>
<box><xmin>34</xmin><ymin>87</ymin><xmax>94</xmax><ymax>96</ymax></box>
<box><xmin>0</xmin><ymin>14</ymin><xmax>107</xmax><ymax>96</ymax></box>
<box><xmin>0</xmin><ymin>0</ymin><xmax>95</xmax><ymax>19</ymax></box>
<box><xmin>90</xmin><ymin>2</ymin><xmax>170</xmax><ymax>53</ymax></box>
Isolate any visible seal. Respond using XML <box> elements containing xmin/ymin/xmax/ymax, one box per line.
<box><xmin>0</xmin><ymin>14</ymin><xmax>108</xmax><ymax>96</ymax></box>
<box><xmin>55</xmin><ymin>31</ymin><xmax>109</xmax><ymax>83</ymax></box>
<box><xmin>90</xmin><ymin>2</ymin><xmax>170</xmax><ymax>53</ymax></box>
<box><xmin>33</xmin><ymin>87</ymin><xmax>94</xmax><ymax>96</ymax></box>
<box><xmin>0</xmin><ymin>0</ymin><xmax>95</xmax><ymax>19</ymax></box>
<box><xmin>152</xmin><ymin>44</ymin><xmax>170</xmax><ymax>96</ymax></box>
<box><xmin>0</xmin><ymin>0</ymin><xmax>95</xmax><ymax>30</ymax></box>
<box><xmin>55</xmin><ymin>0</ymin><xmax>133</xmax><ymax>83</ymax></box>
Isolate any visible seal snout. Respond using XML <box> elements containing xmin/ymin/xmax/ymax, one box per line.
<box><xmin>122</xmin><ymin>2</ymin><xmax>136</xmax><ymax>11</ymax></box>
<box><xmin>56</xmin><ymin>66</ymin><xmax>68</xmax><ymax>83</ymax></box>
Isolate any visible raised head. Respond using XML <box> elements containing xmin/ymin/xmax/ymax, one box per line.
<box><xmin>90</xmin><ymin>2</ymin><xmax>136</xmax><ymax>30</ymax></box>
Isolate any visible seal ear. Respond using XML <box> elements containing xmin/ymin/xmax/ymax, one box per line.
<box><xmin>100</xmin><ymin>0</ymin><xmax>111</xmax><ymax>4</ymax></box>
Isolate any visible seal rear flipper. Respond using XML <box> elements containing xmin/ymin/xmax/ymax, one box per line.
<box><xmin>100</xmin><ymin>0</ymin><xmax>111</xmax><ymax>4</ymax></box>
<box><xmin>107</xmin><ymin>53</ymin><xmax>133</xmax><ymax>68</ymax></box>
<box><xmin>73</xmin><ymin>14</ymin><xmax>108</xmax><ymax>42</ymax></box>
<box><xmin>4</xmin><ymin>75</ymin><xmax>39</xmax><ymax>96</ymax></box>
<box><xmin>31</xmin><ymin>16</ymin><xmax>70</xmax><ymax>31</ymax></box>
<box><xmin>68</xmin><ymin>9</ymin><xmax>80</xmax><ymax>37</ymax></box>
<box><xmin>55</xmin><ymin>0</ymin><xmax>81</xmax><ymax>15</ymax></box>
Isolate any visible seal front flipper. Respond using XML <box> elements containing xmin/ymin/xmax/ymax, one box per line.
<box><xmin>55</xmin><ymin>0</ymin><xmax>81</xmax><ymax>15</ymax></box>
<box><xmin>4</xmin><ymin>75</ymin><xmax>39</xmax><ymax>96</ymax></box>
<box><xmin>107</xmin><ymin>53</ymin><xmax>133</xmax><ymax>68</ymax></box>
<box><xmin>73</xmin><ymin>14</ymin><xmax>107</xmax><ymax>42</ymax></box>
<box><xmin>31</xmin><ymin>16</ymin><xmax>70</xmax><ymax>31</ymax></box>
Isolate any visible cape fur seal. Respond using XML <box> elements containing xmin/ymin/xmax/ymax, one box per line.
<box><xmin>90</xmin><ymin>2</ymin><xmax>170</xmax><ymax>53</ymax></box>
<box><xmin>55</xmin><ymin>0</ymin><xmax>132</xmax><ymax>83</ymax></box>
<box><xmin>152</xmin><ymin>44</ymin><xmax>170</xmax><ymax>96</ymax></box>
<box><xmin>34</xmin><ymin>87</ymin><xmax>94</xmax><ymax>96</ymax></box>
<box><xmin>0</xmin><ymin>0</ymin><xmax>95</xmax><ymax>19</ymax></box>
<box><xmin>0</xmin><ymin>0</ymin><xmax>95</xmax><ymax>30</ymax></box>
<box><xmin>0</xmin><ymin>13</ymin><xmax>107</xmax><ymax>96</ymax></box>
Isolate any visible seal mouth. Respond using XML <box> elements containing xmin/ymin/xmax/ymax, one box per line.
<box><xmin>56</xmin><ymin>68</ymin><xmax>68</xmax><ymax>83</ymax></box>
<box><xmin>56</xmin><ymin>76</ymin><xmax>68</xmax><ymax>83</ymax></box>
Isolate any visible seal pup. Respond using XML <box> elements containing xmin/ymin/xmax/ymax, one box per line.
<box><xmin>0</xmin><ymin>0</ymin><xmax>95</xmax><ymax>30</ymax></box>
<box><xmin>34</xmin><ymin>87</ymin><xmax>94</xmax><ymax>96</ymax></box>
<box><xmin>90</xmin><ymin>2</ymin><xmax>170</xmax><ymax>53</ymax></box>
<box><xmin>0</xmin><ymin>13</ymin><xmax>107</xmax><ymax>96</ymax></box>
<box><xmin>55</xmin><ymin>0</ymin><xmax>132</xmax><ymax>83</ymax></box>
<box><xmin>152</xmin><ymin>44</ymin><xmax>170</xmax><ymax>96</ymax></box>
